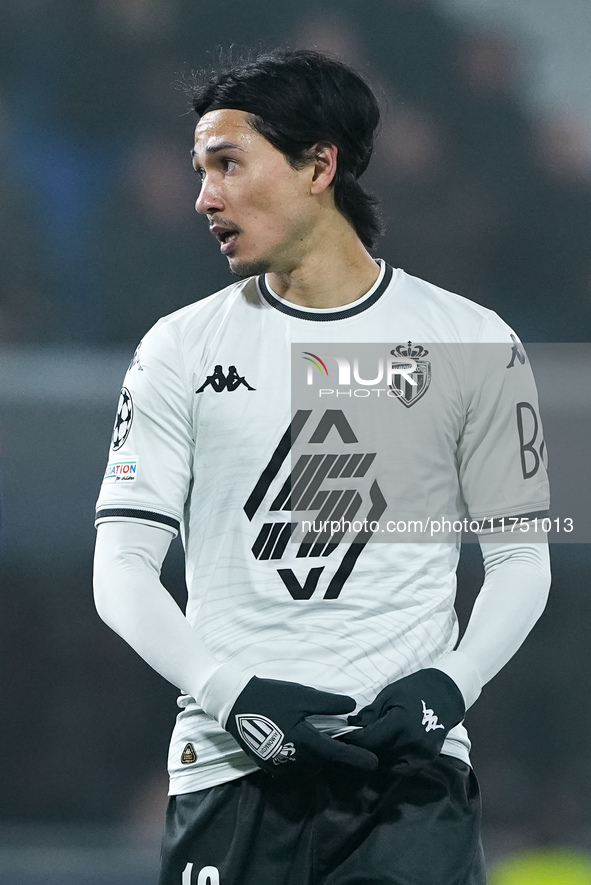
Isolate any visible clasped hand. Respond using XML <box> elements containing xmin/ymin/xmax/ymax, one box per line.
<box><xmin>339</xmin><ymin>668</ymin><xmax>466</xmax><ymax>774</ymax></box>
<box><xmin>225</xmin><ymin>670</ymin><xmax>464</xmax><ymax>778</ymax></box>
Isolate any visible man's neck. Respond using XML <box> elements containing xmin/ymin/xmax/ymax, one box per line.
<box><xmin>266</xmin><ymin>221</ymin><xmax>380</xmax><ymax>310</ymax></box>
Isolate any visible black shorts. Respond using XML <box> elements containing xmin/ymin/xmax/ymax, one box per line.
<box><xmin>159</xmin><ymin>755</ymin><xmax>486</xmax><ymax>885</ymax></box>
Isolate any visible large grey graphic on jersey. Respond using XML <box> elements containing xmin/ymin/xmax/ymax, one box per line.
<box><xmin>244</xmin><ymin>409</ymin><xmax>387</xmax><ymax>600</ymax></box>
<box><xmin>111</xmin><ymin>387</ymin><xmax>134</xmax><ymax>451</ymax></box>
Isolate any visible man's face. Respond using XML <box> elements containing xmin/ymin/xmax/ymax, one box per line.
<box><xmin>192</xmin><ymin>109</ymin><xmax>318</xmax><ymax>277</ymax></box>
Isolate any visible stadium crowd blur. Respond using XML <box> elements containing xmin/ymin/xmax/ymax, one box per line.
<box><xmin>2</xmin><ymin>0</ymin><xmax>591</xmax><ymax>345</ymax></box>
<box><xmin>1</xmin><ymin>0</ymin><xmax>591</xmax><ymax>861</ymax></box>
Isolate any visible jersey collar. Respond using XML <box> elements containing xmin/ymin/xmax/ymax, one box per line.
<box><xmin>257</xmin><ymin>260</ymin><xmax>393</xmax><ymax>322</ymax></box>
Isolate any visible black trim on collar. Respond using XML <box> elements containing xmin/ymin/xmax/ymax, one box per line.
<box><xmin>257</xmin><ymin>263</ymin><xmax>394</xmax><ymax>322</ymax></box>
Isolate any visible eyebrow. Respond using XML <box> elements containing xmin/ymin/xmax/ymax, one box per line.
<box><xmin>190</xmin><ymin>141</ymin><xmax>244</xmax><ymax>159</ymax></box>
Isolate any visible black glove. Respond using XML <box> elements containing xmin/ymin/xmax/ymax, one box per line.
<box><xmin>339</xmin><ymin>668</ymin><xmax>465</xmax><ymax>774</ymax></box>
<box><xmin>225</xmin><ymin>676</ymin><xmax>378</xmax><ymax>777</ymax></box>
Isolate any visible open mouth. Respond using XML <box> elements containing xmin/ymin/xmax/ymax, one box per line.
<box><xmin>219</xmin><ymin>231</ymin><xmax>238</xmax><ymax>252</ymax></box>
<box><xmin>211</xmin><ymin>224</ymin><xmax>240</xmax><ymax>254</ymax></box>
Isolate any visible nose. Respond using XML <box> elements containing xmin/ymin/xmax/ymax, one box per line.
<box><xmin>195</xmin><ymin>175</ymin><xmax>224</xmax><ymax>215</ymax></box>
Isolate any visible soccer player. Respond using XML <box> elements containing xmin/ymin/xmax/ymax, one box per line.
<box><xmin>93</xmin><ymin>50</ymin><xmax>551</xmax><ymax>884</ymax></box>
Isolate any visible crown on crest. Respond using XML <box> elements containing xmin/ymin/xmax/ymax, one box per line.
<box><xmin>391</xmin><ymin>341</ymin><xmax>429</xmax><ymax>359</ymax></box>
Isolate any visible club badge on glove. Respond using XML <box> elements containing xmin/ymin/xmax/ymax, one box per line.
<box><xmin>225</xmin><ymin>676</ymin><xmax>378</xmax><ymax>777</ymax></box>
<box><xmin>235</xmin><ymin>714</ymin><xmax>296</xmax><ymax>765</ymax></box>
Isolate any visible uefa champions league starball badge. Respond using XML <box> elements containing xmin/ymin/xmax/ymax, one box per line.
<box><xmin>112</xmin><ymin>387</ymin><xmax>134</xmax><ymax>451</ymax></box>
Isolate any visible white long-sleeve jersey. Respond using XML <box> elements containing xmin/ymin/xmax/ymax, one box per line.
<box><xmin>95</xmin><ymin>262</ymin><xmax>550</xmax><ymax>794</ymax></box>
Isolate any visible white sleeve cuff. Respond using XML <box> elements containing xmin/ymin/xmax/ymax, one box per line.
<box><xmin>433</xmin><ymin>650</ymin><xmax>483</xmax><ymax>710</ymax></box>
<box><xmin>200</xmin><ymin>664</ymin><xmax>253</xmax><ymax>728</ymax></box>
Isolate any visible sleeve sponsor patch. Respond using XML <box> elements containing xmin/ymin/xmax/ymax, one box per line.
<box><xmin>103</xmin><ymin>460</ymin><xmax>137</xmax><ymax>483</ymax></box>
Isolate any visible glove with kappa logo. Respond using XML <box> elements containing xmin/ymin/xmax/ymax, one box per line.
<box><xmin>339</xmin><ymin>668</ymin><xmax>465</xmax><ymax>774</ymax></box>
<box><xmin>225</xmin><ymin>676</ymin><xmax>379</xmax><ymax>777</ymax></box>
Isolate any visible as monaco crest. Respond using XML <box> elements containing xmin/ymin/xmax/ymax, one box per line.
<box><xmin>389</xmin><ymin>342</ymin><xmax>431</xmax><ymax>408</ymax></box>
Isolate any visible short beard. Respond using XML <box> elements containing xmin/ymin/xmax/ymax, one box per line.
<box><xmin>228</xmin><ymin>256</ymin><xmax>272</xmax><ymax>277</ymax></box>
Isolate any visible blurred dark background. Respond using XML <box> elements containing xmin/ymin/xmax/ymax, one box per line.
<box><xmin>1</xmin><ymin>1</ymin><xmax>590</xmax><ymax>881</ymax></box>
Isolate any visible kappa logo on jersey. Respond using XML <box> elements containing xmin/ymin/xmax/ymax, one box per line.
<box><xmin>235</xmin><ymin>714</ymin><xmax>286</xmax><ymax>761</ymax></box>
<box><xmin>244</xmin><ymin>409</ymin><xmax>387</xmax><ymax>600</ymax></box>
<box><xmin>128</xmin><ymin>341</ymin><xmax>144</xmax><ymax>372</ymax></box>
<box><xmin>389</xmin><ymin>343</ymin><xmax>431</xmax><ymax>407</ymax></box>
<box><xmin>421</xmin><ymin>700</ymin><xmax>445</xmax><ymax>732</ymax></box>
<box><xmin>111</xmin><ymin>387</ymin><xmax>133</xmax><ymax>451</ymax></box>
<box><xmin>196</xmin><ymin>365</ymin><xmax>255</xmax><ymax>393</ymax></box>
<box><xmin>506</xmin><ymin>334</ymin><xmax>526</xmax><ymax>369</ymax></box>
